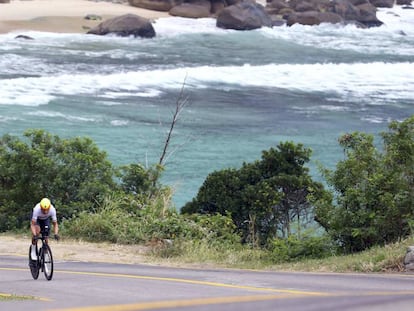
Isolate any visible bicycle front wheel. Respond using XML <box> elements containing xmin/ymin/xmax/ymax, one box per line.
<box><xmin>42</xmin><ymin>244</ymin><xmax>54</xmax><ymax>281</ymax></box>
<box><xmin>28</xmin><ymin>245</ymin><xmax>39</xmax><ymax>280</ymax></box>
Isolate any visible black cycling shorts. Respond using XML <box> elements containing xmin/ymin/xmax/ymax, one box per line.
<box><xmin>36</xmin><ymin>218</ymin><xmax>51</xmax><ymax>237</ymax></box>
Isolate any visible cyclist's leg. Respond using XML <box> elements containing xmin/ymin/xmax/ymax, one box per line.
<box><xmin>31</xmin><ymin>211</ymin><xmax>41</xmax><ymax>244</ymax></box>
<box><xmin>39</xmin><ymin>219</ymin><xmax>51</xmax><ymax>243</ymax></box>
<box><xmin>30</xmin><ymin>242</ymin><xmax>37</xmax><ymax>260</ymax></box>
<box><xmin>31</xmin><ymin>219</ymin><xmax>41</xmax><ymax>260</ymax></box>
<box><xmin>32</xmin><ymin>224</ymin><xmax>41</xmax><ymax>242</ymax></box>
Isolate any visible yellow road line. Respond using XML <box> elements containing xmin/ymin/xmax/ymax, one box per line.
<box><xmin>51</xmin><ymin>290</ymin><xmax>414</xmax><ymax>311</ymax></box>
<box><xmin>0</xmin><ymin>267</ymin><xmax>328</xmax><ymax>296</ymax></box>
<box><xmin>56</xmin><ymin>269</ymin><xmax>327</xmax><ymax>296</ymax></box>
<box><xmin>3</xmin><ymin>267</ymin><xmax>414</xmax><ymax>311</ymax></box>
<box><xmin>0</xmin><ymin>267</ymin><xmax>28</xmax><ymax>272</ymax></box>
<box><xmin>0</xmin><ymin>267</ymin><xmax>325</xmax><ymax>296</ymax></box>
<box><xmin>51</xmin><ymin>294</ymin><xmax>302</xmax><ymax>311</ymax></box>
<box><xmin>1</xmin><ymin>266</ymin><xmax>327</xmax><ymax>310</ymax></box>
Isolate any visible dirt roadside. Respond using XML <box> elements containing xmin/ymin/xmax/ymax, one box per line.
<box><xmin>0</xmin><ymin>234</ymin><xmax>155</xmax><ymax>265</ymax></box>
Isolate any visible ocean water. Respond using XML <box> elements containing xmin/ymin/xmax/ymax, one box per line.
<box><xmin>0</xmin><ymin>6</ymin><xmax>413</xmax><ymax>208</ymax></box>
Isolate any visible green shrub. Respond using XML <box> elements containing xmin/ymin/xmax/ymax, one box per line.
<box><xmin>61</xmin><ymin>194</ymin><xmax>241</xmax><ymax>249</ymax></box>
<box><xmin>269</xmin><ymin>233</ymin><xmax>336</xmax><ymax>263</ymax></box>
<box><xmin>64</xmin><ymin>212</ymin><xmax>116</xmax><ymax>242</ymax></box>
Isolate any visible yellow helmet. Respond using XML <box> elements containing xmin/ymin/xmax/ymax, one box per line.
<box><xmin>40</xmin><ymin>198</ymin><xmax>51</xmax><ymax>210</ymax></box>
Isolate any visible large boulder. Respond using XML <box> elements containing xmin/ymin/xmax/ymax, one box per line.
<box><xmin>266</xmin><ymin>0</ymin><xmax>290</xmax><ymax>11</ymax></box>
<box><xmin>216</xmin><ymin>0</ymin><xmax>273</xmax><ymax>30</ymax></box>
<box><xmin>396</xmin><ymin>0</ymin><xmax>412</xmax><ymax>4</ymax></box>
<box><xmin>331</xmin><ymin>0</ymin><xmax>382</xmax><ymax>27</ymax></box>
<box><xmin>170</xmin><ymin>1</ymin><xmax>212</xmax><ymax>18</ymax></box>
<box><xmin>211</xmin><ymin>0</ymin><xmax>227</xmax><ymax>15</ymax></box>
<box><xmin>287</xmin><ymin>11</ymin><xmax>343</xmax><ymax>26</ymax></box>
<box><xmin>128</xmin><ymin>0</ymin><xmax>183</xmax><ymax>11</ymax></box>
<box><xmin>370</xmin><ymin>0</ymin><xmax>394</xmax><ymax>7</ymax></box>
<box><xmin>289</xmin><ymin>0</ymin><xmax>331</xmax><ymax>12</ymax></box>
<box><xmin>87</xmin><ymin>14</ymin><xmax>156</xmax><ymax>38</ymax></box>
<box><xmin>355</xmin><ymin>2</ymin><xmax>383</xmax><ymax>27</ymax></box>
<box><xmin>265</xmin><ymin>0</ymin><xmax>384</xmax><ymax>28</ymax></box>
<box><xmin>404</xmin><ymin>246</ymin><xmax>414</xmax><ymax>271</ymax></box>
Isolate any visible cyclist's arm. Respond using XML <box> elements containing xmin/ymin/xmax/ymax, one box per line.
<box><xmin>52</xmin><ymin>220</ymin><xmax>59</xmax><ymax>235</ymax></box>
<box><xmin>51</xmin><ymin>207</ymin><xmax>58</xmax><ymax>235</ymax></box>
<box><xmin>30</xmin><ymin>219</ymin><xmax>38</xmax><ymax>236</ymax></box>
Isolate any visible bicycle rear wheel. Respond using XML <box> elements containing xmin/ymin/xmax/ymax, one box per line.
<box><xmin>28</xmin><ymin>245</ymin><xmax>39</xmax><ymax>280</ymax></box>
<box><xmin>42</xmin><ymin>244</ymin><xmax>54</xmax><ymax>280</ymax></box>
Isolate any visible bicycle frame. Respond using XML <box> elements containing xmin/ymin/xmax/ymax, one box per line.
<box><xmin>29</xmin><ymin>225</ymin><xmax>54</xmax><ymax>281</ymax></box>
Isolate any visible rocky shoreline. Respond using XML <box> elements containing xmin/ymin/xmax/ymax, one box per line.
<box><xmin>127</xmin><ymin>0</ymin><xmax>414</xmax><ymax>29</ymax></box>
<box><xmin>86</xmin><ymin>0</ymin><xmax>414</xmax><ymax>38</ymax></box>
<box><xmin>1</xmin><ymin>0</ymin><xmax>413</xmax><ymax>37</ymax></box>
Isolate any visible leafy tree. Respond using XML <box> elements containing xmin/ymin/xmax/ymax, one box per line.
<box><xmin>0</xmin><ymin>129</ymin><xmax>116</xmax><ymax>230</ymax></box>
<box><xmin>382</xmin><ymin>116</ymin><xmax>414</xmax><ymax>235</ymax></box>
<box><xmin>182</xmin><ymin>141</ymin><xmax>328</xmax><ymax>247</ymax></box>
<box><xmin>118</xmin><ymin>163</ymin><xmax>164</xmax><ymax>198</ymax></box>
<box><xmin>315</xmin><ymin>115</ymin><xmax>414</xmax><ymax>252</ymax></box>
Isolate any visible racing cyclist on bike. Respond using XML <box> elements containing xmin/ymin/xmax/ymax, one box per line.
<box><xmin>30</xmin><ymin>198</ymin><xmax>60</xmax><ymax>260</ymax></box>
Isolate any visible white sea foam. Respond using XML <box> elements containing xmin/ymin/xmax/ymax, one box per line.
<box><xmin>151</xmin><ymin>7</ymin><xmax>414</xmax><ymax>55</ymax></box>
<box><xmin>97</xmin><ymin>100</ymin><xmax>124</xmax><ymax>106</ymax></box>
<box><xmin>312</xmin><ymin>105</ymin><xmax>351</xmax><ymax>112</ymax></box>
<box><xmin>27</xmin><ymin>110</ymin><xmax>96</xmax><ymax>122</ymax></box>
<box><xmin>153</xmin><ymin>17</ymin><xmax>219</xmax><ymax>37</ymax></box>
<box><xmin>1</xmin><ymin>62</ymin><xmax>412</xmax><ymax>106</ymax></box>
<box><xmin>102</xmin><ymin>90</ymin><xmax>161</xmax><ymax>98</ymax></box>
<box><xmin>0</xmin><ymin>116</ymin><xmax>20</xmax><ymax>122</ymax></box>
<box><xmin>360</xmin><ymin>115</ymin><xmax>393</xmax><ymax>124</ymax></box>
<box><xmin>111</xmin><ymin>120</ymin><xmax>129</xmax><ymax>126</ymax></box>
<box><xmin>0</xmin><ymin>92</ymin><xmax>55</xmax><ymax>106</ymax></box>
<box><xmin>0</xmin><ymin>6</ymin><xmax>412</xmax><ymax>72</ymax></box>
<box><xmin>260</xmin><ymin>6</ymin><xmax>414</xmax><ymax>55</ymax></box>
<box><xmin>153</xmin><ymin>6</ymin><xmax>414</xmax><ymax>36</ymax></box>
<box><xmin>377</xmin><ymin>6</ymin><xmax>414</xmax><ymax>30</ymax></box>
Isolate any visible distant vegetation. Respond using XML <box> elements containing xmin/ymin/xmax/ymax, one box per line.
<box><xmin>0</xmin><ymin>115</ymin><xmax>413</xmax><ymax>267</ymax></box>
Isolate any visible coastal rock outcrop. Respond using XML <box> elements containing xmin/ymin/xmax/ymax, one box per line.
<box><xmin>404</xmin><ymin>246</ymin><xmax>414</xmax><ymax>271</ymax></box>
<box><xmin>87</xmin><ymin>14</ymin><xmax>156</xmax><ymax>38</ymax></box>
<box><xmin>217</xmin><ymin>0</ymin><xmax>273</xmax><ymax>30</ymax></box>
<box><xmin>128</xmin><ymin>0</ymin><xmax>409</xmax><ymax>29</ymax></box>
<box><xmin>170</xmin><ymin>2</ymin><xmax>212</xmax><ymax>18</ymax></box>
<box><xmin>286</xmin><ymin>11</ymin><xmax>344</xmax><ymax>26</ymax></box>
<box><xmin>266</xmin><ymin>0</ymin><xmax>384</xmax><ymax>27</ymax></box>
<box><xmin>128</xmin><ymin>0</ymin><xmax>182</xmax><ymax>11</ymax></box>
<box><xmin>14</xmin><ymin>35</ymin><xmax>35</xmax><ymax>40</ymax></box>
<box><xmin>396</xmin><ymin>0</ymin><xmax>412</xmax><ymax>4</ymax></box>
<box><xmin>370</xmin><ymin>0</ymin><xmax>394</xmax><ymax>7</ymax></box>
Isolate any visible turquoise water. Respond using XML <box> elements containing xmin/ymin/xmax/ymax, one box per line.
<box><xmin>1</xmin><ymin>8</ymin><xmax>413</xmax><ymax>208</ymax></box>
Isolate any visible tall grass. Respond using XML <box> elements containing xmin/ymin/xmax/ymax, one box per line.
<box><xmin>60</xmin><ymin>192</ymin><xmax>241</xmax><ymax>247</ymax></box>
<box><xmin>145</xmin><ymin>237</ymin><xmax>411</xmax><ymax>273</ymax></box>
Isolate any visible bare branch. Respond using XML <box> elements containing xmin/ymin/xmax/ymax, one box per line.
<box><xmin>158</xmin><ymin>75</ymin><xmax>189</xmax><ymax>166</ymax></box>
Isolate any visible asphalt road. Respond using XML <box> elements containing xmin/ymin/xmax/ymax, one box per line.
<box><xmin>1</xmin><ymin>254</ymin><xmax>414</xmax><ymax>311</ymax></box>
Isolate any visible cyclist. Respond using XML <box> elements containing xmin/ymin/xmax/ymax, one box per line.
<box><xmin>30</xmin><ymin>198</ymin><xmax>60</xmax><ymax>260</ymax></box>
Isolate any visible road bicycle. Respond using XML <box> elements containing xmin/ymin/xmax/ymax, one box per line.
<box><xmin>29</xmin><ymin>225</ymin><xmax>54</xmax><ymax>281</ymax></box>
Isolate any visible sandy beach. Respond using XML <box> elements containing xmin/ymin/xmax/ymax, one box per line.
<box><xmin>0</xmin><ymin>0</ymin><xmax>170</xmax><ymax>34</ymax></box>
